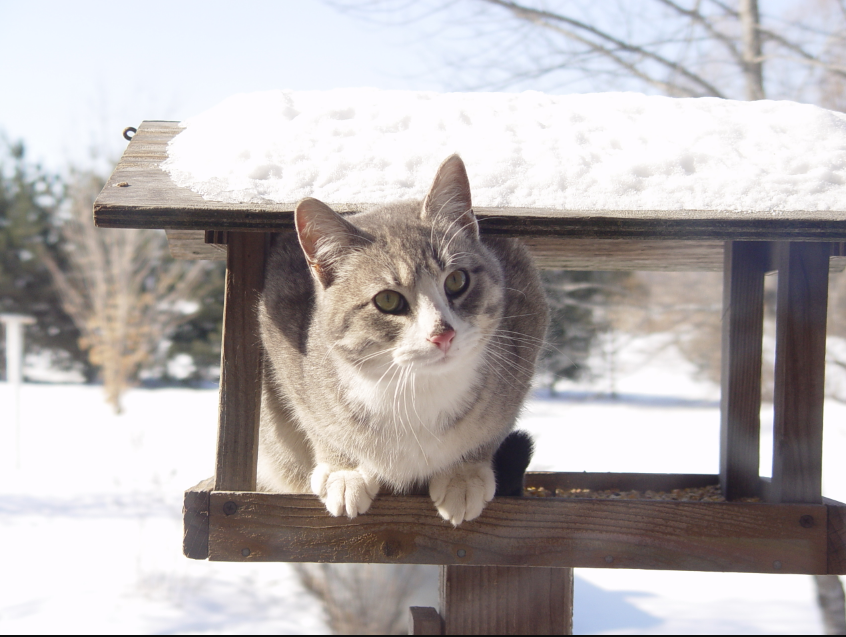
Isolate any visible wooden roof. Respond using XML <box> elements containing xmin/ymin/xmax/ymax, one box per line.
<box><xmin>95</xmin><ymin>121</ymin><xmax>846</xmax><ymax>270</ymax></box>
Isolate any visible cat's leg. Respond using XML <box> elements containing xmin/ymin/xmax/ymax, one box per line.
<box><xmin>256</xmin><ymin>385</ymin><xmax>314</xmax><ymax>493</ymax></box>
<box><xmin>429</xmin><ymin>459</ymin><xmax>496</xmax><ymax>526</ymax></box>
<box><xmin>310</xmin><ymin>455</ymin><xmax>380</xmax><ymax>518</ymax></box>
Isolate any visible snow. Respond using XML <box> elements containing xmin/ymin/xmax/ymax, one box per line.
<box><xmin>2</xmin><ymin>338</ymin><xmax>843</xmax><ymax>634</ymax></box>
<box><xmin>164</xmin><ymin>89</ymin><xmax>846</xmax><ymax>213</ymax></box>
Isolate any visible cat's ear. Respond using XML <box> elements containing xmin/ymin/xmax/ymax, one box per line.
<box><xmin>295</xmin><ymin>197</ymin><xmax>371</xmax><ymax>287</ymax></box>
<box><xmin>422</xmin><ymin>154</ymin><xmax>479</xmax><ymax>240</ymax></box>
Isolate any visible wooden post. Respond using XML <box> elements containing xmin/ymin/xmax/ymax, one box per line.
<box><xmin>770</xmin><ymin>242</ymin><xmax>830</xmax><ymax>504</ymax></box>
<box><xmin>215</xmin><ymin>232</ymin><xmax>268</xmax><ymax>492</ymax></box>
<box><xmin>439</xmin><ymin>565</ymin><xmax>573</xmax><ymax>635</ymax></box>
<box><xmin>720</xmin><ymin>242</ymin><xmax>768</xmax><ymax>500</ymax></box>
<box><xmin>409</xmin><ymin>607</ymin><xmax>444</xmax><ymax>635</ymax></box>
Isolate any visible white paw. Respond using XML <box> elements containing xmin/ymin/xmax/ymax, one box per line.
<box><xmin>429</xmin><ymin>462</ymin><xmax>496</xmax><ymax>526</ymax></box>
<box><xmin>310</xmin><ymin>463</ymin><xmax>379</xmax><ymax>518</ymax></box>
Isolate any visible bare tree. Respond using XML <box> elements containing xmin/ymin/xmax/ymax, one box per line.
<box><xmin>41</xmin><ymin>170</ymin><xmax>208</xmax><ymax>413</ymax></box>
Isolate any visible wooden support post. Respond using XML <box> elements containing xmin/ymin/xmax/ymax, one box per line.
<box><xmin>770</xmin><ymin>242</ymin><xmax>830</xmax><ymax>504</ymax></box>
<box><xmin>720</xmin><ymin>241</ymin><xmax>768</xmax><ymax>500</ymax></box>
<box><xmin>215</xmin><ymin>232</ymin><xmax>268</xmax><ymax>492</ymax></box>
<box><xmin>409</xmin><ymin>607</ymin><xmax>444</xmax><ymax>635</ymax></box>
<box><xmin>439</xmin><ymin>565</ymin><xmax>573</xmax><ymax>635</ymax></box>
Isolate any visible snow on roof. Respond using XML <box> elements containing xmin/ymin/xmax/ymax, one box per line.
<box><xmin>163</xmin><ymin>88</ymin><xmax>846</xmax><ymax>212</ymax></box>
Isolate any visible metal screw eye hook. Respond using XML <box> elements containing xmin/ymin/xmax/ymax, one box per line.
<box><xmin>123</xmin><ymin>127</ymin><xmax>137</xmax><ymax>141</ymax></box>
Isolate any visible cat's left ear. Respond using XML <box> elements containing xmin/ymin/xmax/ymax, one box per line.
<box><xmin>422</xmin><ymin>154</ymin><xmax>479</xmax><ymax>240</ymax></box>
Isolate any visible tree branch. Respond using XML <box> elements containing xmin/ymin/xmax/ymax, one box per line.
<box><xmin>481</xmin><ymin>0</ymin><xmax>728</xmax><ymax>97</ymax></box>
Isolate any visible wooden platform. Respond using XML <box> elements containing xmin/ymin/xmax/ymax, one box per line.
<box><xmin>184</xmin><ymin>472</ymin><xmax>846</xmax><ymax>576</ymax></box>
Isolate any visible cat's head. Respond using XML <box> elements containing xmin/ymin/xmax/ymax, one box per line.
<box><xmin>295</xmin><ymin>155</ymin><xmax>504</xmax><ymax>377</ymax></box>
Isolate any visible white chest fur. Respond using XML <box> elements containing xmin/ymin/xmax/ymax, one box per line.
<box><xmin>339</xmin><ymin>356</ymin><xmax>483</xmax><ymax>486</ymax></box>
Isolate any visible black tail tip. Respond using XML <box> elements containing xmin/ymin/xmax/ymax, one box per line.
<box><xmin>493</xmin><ymin>430</ymin><xmax>534</xmax><ymax>497</ymax></box>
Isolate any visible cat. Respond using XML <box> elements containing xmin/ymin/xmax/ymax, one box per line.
<box><xmin>256</xmin><ymin>154</ymin><xmax>548</xmax><ymax>525</ymax></box>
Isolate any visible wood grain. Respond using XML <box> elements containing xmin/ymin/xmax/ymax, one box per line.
<box><xmin>440</xmin><ymin>565</ymin><xmax>573</xmax><ymax>635</ymax></box>
<box><xmin>720</xmin><ymin>242</ymin><xmax>768</xmax><ymax>500</ymax></box>
<box><xmin>206</xmin><ymin>491</ymin><xmax>827</xmax><ymax>574</ymax></box>
<box><xmin>525</xmin><ymin>472</ymin><xmax>717</xmax><ymax>492</ymax></box>
<box><xmin>183</xmin><ymin>477</ymin><xmax>214</xmax><ymax>560</ymax></box>
<box><xmin>827</xmin><ymin>502</ymin><xmax>846</xmax><ymax>575</ymax></box>
<box><xmin>166</xmin><ymin>229</ymin><xmax>226</xmax><ymax>261</ymax></box>
<box><xmin>96</xmin><ymin>121</ymin><xmax>846</xmax><ymax>241</ymax></box>
<box><xmin>770</xmin><ymin>242</ymin><xmax>830</xmax><ymax>504</ymax></box>
<box><xmin>214</xmin><ymin>232</ymin><xmax>267</xmax><ymax>491</ymax></box>
<box><xmin>409</xmin><ymin>607</ymin><xmax>444</xmax><ymax>635</ymax></box>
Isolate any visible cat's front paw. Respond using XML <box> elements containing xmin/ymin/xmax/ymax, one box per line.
<box><xmin>429</xmin><ymin>461</ymin><xmax>496</xmax><ymax>526</ymax></box>
<box><xmin>310</xmin><ymin>463</ymin><xmax>380</xmax><ymax>518</ymax></box>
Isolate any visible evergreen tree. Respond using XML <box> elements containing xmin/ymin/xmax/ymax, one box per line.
<box><xmin>164</xmin><ymin>260</ymin><xmax>225</xmax><ymax>384</ymax></box>
<box><xmin>0</xmin><ymin>140</ymin><xmax>95</xmax><ymax>381</ymax></box>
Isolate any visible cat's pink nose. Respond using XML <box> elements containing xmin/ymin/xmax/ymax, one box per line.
<box><xmin>428</xmin><ymin>329</ymin><xmax>456</xmax><ymax>353</ymax></box>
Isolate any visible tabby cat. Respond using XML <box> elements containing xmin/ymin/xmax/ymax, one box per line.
<box><xmin>257</xmin><ymin>155</ymin><xmax>548</xmax><ymax>525</ymax></box>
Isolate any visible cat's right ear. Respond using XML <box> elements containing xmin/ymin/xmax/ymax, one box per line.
<box><xmin>295</xmin><ymin>198</ymin><xmax>371</xmax><ymax>287</ymax></box>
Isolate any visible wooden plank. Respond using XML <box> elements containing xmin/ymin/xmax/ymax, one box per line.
<box><xmin>206</xmin><ymin>491</ymin><xmax>827</xmax><ymax>574</ymax></box>
<box><xmin>96</xmin><ymin>121</ymin><xmax>846</xmax><ymax>241</ymax></box>
<box><xmin>526</xmin><ymin>472</ymin><xmax>717</xmax><ymax>492</ymax></box>
<box><xmin>440</xmin><ymin>565</ymin><xmax>573</xmax><ymax>635</ymax></box>
<box><xmin>183</xmin><ymin>477</ymin><xmax>214</xmax><ymax>560</ymax></box>
<box><xmin>525</xmin><ymin>237</ymin><xmax>726</xmax><ymax>271</ymax></box>
<box><xmin>409</xmin><ymin>607</ymin><xmax>444</xmax><ymax>635</ymax></box>
<box><xmin>770</xmin><ymin>242</ymin><xmax>830</xmax><ymax>504</ymax></box>
<box><xmin>720</xmin><ymin>242</ymin><xmax>768</xmax><ymax>500</ymax></box>
<box><xmin>828</xmin><ymin>502</ymin><xmax>846</xmax><ymax>575</ymax></box>
<box><xmin>165</xmin><ymin>230</ymin><xmax>846</xmax><ymax>273</ymax></box>
<box><xmin>214</xmin><ymin>232</ymin><xmax>267</xmax><ymax>491</ymax></box>
<box><xmin>166</xmin><ymin>229</ymin><xmax>226</xmax><ymax>261</ymax></box>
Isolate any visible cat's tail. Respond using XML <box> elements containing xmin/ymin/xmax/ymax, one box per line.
<box><xmin>493</xmin><ymin>430</ymin><xmax>534</xmax><ymax>497</ymax></box>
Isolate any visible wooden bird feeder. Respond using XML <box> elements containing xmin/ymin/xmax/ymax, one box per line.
<box><xmin>95</xmin><ymin>120</ymin><xmax>846</xmax><ymax>635</ymax></box>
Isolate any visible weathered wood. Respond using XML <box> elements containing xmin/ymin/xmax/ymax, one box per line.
<box><xmin>828</xmin><ymin>502</ymin><xmax>846</xmax><ymax>575</ymax></box>
<box><xmin>440</xmin><ymin>565</ymin><xmax>573</xmax><ymax>635</ymax></box>
<box><xmin>206</xmin><ymin>491</ymin><xmax>827</xmax><ymax>574</ymax></box>
<box><xmin>409</xmin><ymin>607</ymin><xmax>444</xmax><ymax>635</ymax></box>
<box><xmin>96</xmin><ymin>121</ymin><xmax>846</xmax><ymax>241</ymax></box>
<box><xmin>770</xmin><ymin>242</ymin><xmax>830</xmax><ymax>504</ymax></box>
<box><xmin>525</xmin><ymin>471</ymin><xmax>717</xmax><ymax>492</ymax></box>
<box><xmin>166</xmin><ymin>229</ymin><xmax>226</xmax><ymax>261</ymax></box>
<box><xmin>183</xmin><ymin>477</ymin><xmax>214</xmax><ymax>560</ymax></box>
<box><xmin>720</xmin><ymin>242</ymin><xmax>768</xmax><ymax>500</ymax></box>
<box><xmin>214</xmin><ymin>232</ymin><xmax>267</xmax><ymax>491</ymax></box>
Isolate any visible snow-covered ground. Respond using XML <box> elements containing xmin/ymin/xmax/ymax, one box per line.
<box><xmin>1</xmin><ymin>338</ymin><xmax>843</xmax><ymax>634</ymax></box>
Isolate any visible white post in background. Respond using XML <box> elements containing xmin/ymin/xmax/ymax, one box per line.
<box><xmin>1</xmin><ymin>314</ymin><xmax>35</xmax><ymax>470</ymax></box>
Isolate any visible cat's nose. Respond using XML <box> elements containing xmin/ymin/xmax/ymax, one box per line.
<box><xmin>428</xmin><ymin>329</ymin><xmax>456</xmax><ymax>353</ymax></box>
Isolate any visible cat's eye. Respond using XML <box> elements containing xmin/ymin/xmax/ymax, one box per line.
<box><xmin>373</xmin><ymin>290</ymin><xmax>406</xmax><ymax>314</ymax></box>
<box><xmin>444</xmin><ymin>269</ymin><xmax>469</xmax><ymax>296</ymax></box>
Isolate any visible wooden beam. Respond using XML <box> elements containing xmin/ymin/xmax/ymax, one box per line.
<box><xmin>206</xmin><ymin>491</ymin><xmax>827</xmax><ymax>574</ymax></box>
<box><xmin>526</xmin><ymin>471</ymin><xmax>717</xmax><ymax>492</ymax></box>
<box><xmin>214</xmin><ymin>232</ymin><xmax>267</xmax><ymax>491</ymax></box>
<box><xmin>720</xmin><ymin>242</ymin><xmax>768</xmax><ymax>500</ymax></box>
<box><xmin>828</xmin><ymin>502</ymin><xmax>846</xmax><ymax>575</ymax></box>
<box><xmin>409</xmin><ymin>607</ymin><xmax>444</xmax><ymax>635</ymax></box>
<box><xmin>439</xmin><ymin>565</ymin><xmax>573</xmax><ymax>635</ymax></box>
<box><xmin>183</xmin><ymin>477</ymin><xmax>214</xmax><ymax>560</ymax></box>
<box><xmin>770</xmin><ymin>242</ymin><xmax>830</xmax><ymax>504</ymax></box>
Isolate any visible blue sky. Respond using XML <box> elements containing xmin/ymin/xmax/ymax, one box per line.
<box><xmin>0</xmin><ymin>1</ymin><xmax>461</xmax><ymax>171</ymax></box>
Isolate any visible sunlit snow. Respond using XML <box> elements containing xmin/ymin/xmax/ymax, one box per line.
<box><xmin>164</xmin><ymin>89</ymin><xmax>846</xmax><ymax>212</ymax></box>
